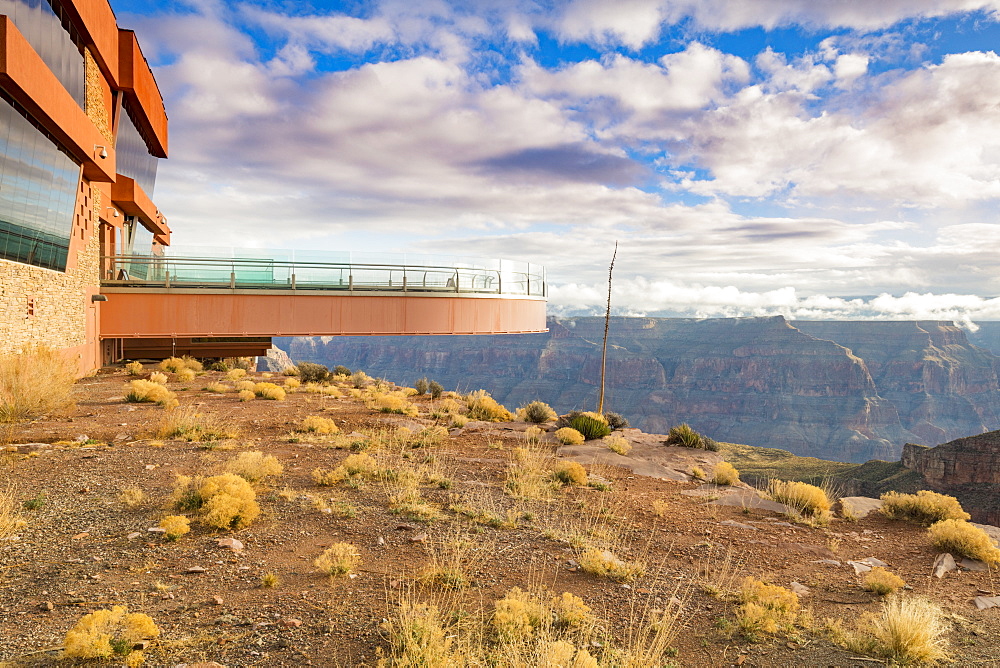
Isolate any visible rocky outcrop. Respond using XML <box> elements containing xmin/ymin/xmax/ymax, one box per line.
<box><xmin>257</xmin><ymin>346</ymin><xmax>295</xmax><ymax>373</ymax></box>
<box><xmin>900</xmin><ymin>432</ymin><xmax>1000</xmax><ymax>524</ymax></box>
<box><xmin>275</xmin><ymin>316</ymin><xmax>1000</xmax><ymax>464</ymax></box>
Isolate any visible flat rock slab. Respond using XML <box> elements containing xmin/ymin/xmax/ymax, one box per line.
<box><xmin>838</xmin><ymin>497</ymin><xmax>883</xmax><ymax>519</ymax></box>
<box><xmin>557</xmin><ymin>444</ymin><xmax>690</xmax><ymax>481</ymax></box>
<box><xmin>709</xmin><ymin>488</ymin><xmax>797</xmax><ymax>515</ymax></box>
<box><xmin>974</xmin><ymin>596</ymin><xmax>1000</xmax><ymax>610</ymax></box>
<box><xmin>972</xmin><ymin>523</ymin><xmax>1000</xmax><ymax>545</ymax></box>
<box><xmin>933</xmin><ymin>553</ymin><xmax>958</xmax><ymax>578</ymax></box>
<box><xmin>719</xmin><ymin>520</ymin><xmax>757</xmax><ymax>530</ymax></box>
<box><xmin>960</xmin><ymin>558</ymin><xmax>989</xmax><ymax>572</ymax></box>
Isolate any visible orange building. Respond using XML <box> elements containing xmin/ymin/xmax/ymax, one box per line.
<box><xmin>0</xmin><ymin>0</ymin><xmax>545</xmax><ymax>372</ymax></box>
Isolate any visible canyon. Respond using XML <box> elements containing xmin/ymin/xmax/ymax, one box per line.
<box><xmin>271</xmin><ymin>316</ymin><xmax>1000</xmax><ymax>464</ymax></box>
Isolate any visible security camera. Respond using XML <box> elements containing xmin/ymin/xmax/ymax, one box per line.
<box><xmin>96</xmin><ymin>145</ymin><xmax>108</xmax><ymax>159</ymax></box>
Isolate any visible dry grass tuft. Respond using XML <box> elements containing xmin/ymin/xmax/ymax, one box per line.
<box><xmin>0</xmin><ymin>484</ymin><xmax>27</xmax><ymax>539</ymax></box>
<box><xmin>849</xmin><ymin>596</ymin><xmax>950</xmax><ymax>665</ymax></box>
<box><xmin>203</xmin><ymin>381</ymin><xmax>230</xmax><ymax>394</ymax></box>
<box><xmin>314</xmin><ymin>542</ymin><xmax>360</xmax><ymax>577</ymax></box>
<box><xmin>419</xmin><ymin>528</ymin><xmax>491</xmax><ymax>590</ymax></box>
<box><xmin>605</xmin><ymin>434</ymin><xmax>631</xmax><ymax>456</ymax></box>
<box><xmin>261</xmin><ymin>572</ymin><xmax>280</xmax><ymax>588</ymax></box>
<box><xmin>284</xmin><ymin>377</ymin><xmax>301</xmax><ymax>389</ymax></box>
<box><xmin>147</xmin><ymin>371</ymin><xmax>168</xmax><ymax>385</ymax></box>
<box><xmin>63</xmin><ymin>605</ymin><xmax>159</xmax><ymax>661</ymax></box>
<box><xmin>506</xmin><ymin>445</ymin><xmax>557</xmax><ymax>500</ymax></box>
<box><xmin>380</xmin><ymin>598</ymin><xmax>457</xmax><ymax>665</ymax></box>
<box><xmin>224</xmin><ymin>451</ymin><xmax>284</xmax><ymax>483</ymax></box>
<box><xmin>159</xmin><ymin>515</ymin><xmax>191</xmax><ymax>540</ymax></box>
<box><xmin>736</xmin><ymin>577</ymin><xmax>800</xmax><ymax>639</ymax></box>
<box><xmin>0</xmin><ymin>347</ymin><xmax>76</xmax><ymax>422</ymax></box>
<box><xmin>124</xmin><ymin>379</ymin><xmax>177</xmax><ymax>408</ymax></box>
<box><xmin>176</xmin><ymin>368</ymin><xmax>196</xmax><ymax>383</ymax></box>
<box><xmin>237</xmin><ymin>389</ymin><xmax>255</xmax><ymax>402</ymax></box>
<box><xmin>252</xmin><ymin>382</ymin><xmax>286</xmax><ymax>401</ymax></box>
<box><xmin>880</xmin><ymin>490</ymin><xmax>970</xmax><ymax>525</ymax></box>
<box><xmin>370</xmin><ymin>392</ymin><xmax>418</xmax><ymax>416</ymax></box>
<box><xmin>554</xmin><ymin>427</ymin><xmax>585</xmax><ymax>445</ymax></box>
<box><xmin>578</xmin><ymin>547</ymin><xmax>646</xmax><ymax>582</ymax></box>
<box><xmin>516</xmin><ymin>400</ymin><xmax>558</xmax><ymax>424</ymax></box>
<box><xmin>927</xmin><ymin>519</ymin><xmax>1000</xmax><ymax>563</ymax></box>
<box><xmin>159</xmin><ymin>356</ymin><xmax>201</xmax><ymax>373</ymax></box>
<box><xmin>124</xmin><ymin>361</ymin><xmax>144</xmax><ymax>376</ymax></box>
<box><xmin>225</xmin><ymin>368</ymin><xmax>247</xmax><ymax>381</ymax></box>
<box><xmin>466</xmin><ymin>389</ymin><xmax>513</xmax><ymax>421</ymax></box>
<box><xmin>863</xmin><ymin>567</ymin><xmax>906</xmax><ymax>595</ymax></box>
<box><xmin>156</xmin><ymin>406</ymin><xmax>237</xmax><ymax>442</ymax></box>
<box><xmin>552</xmin><ymin>460</ymin><xmax>588</xmax><ymax>486</ymax></box>
<box><xmin>118</xmin><ymin>486</ymin><xmax>144</xmax><ymax>509</ymax></box>
<box><xmin>712</xmin><ymin>462</ymin><xmax>740</xmax><ymax>486</ymax></box>
<box><xmin>297</xmin><ymin>415</ymin><xmax>339</xmax><ymax>434</ymax></box>
<box><xmin>768</xmin><ymin>479</ymin><xmax>832</xmax><ymax>520</ymax></box>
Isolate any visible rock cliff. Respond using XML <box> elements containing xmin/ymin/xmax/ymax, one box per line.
<box><xmin>900</xmin><ymin>433</ymin><xmax>1000</xmax><ymax>524</ymax></box>
<box><xmin>275</xmin><ymin>316</ymin><xmax>1000</xmax><ymax>463</ymax></box>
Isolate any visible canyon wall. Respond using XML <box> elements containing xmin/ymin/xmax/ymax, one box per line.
<box><xmin>273</xmin><ymin>317</ymin><xmax>1000</xmax><ymax>463</ymax></box>
<box><xmin>901</xmin><ymin>434</ymin><xmax>1000</xmax><ymax>525</ymax></box>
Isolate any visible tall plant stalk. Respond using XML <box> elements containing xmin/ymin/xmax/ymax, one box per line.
<box><xmin>597</xmin><ymin>241</ymin><xmax>617</xmax><ymax>415</ymax></box>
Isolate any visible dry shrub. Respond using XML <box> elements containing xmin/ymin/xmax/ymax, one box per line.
<box><xmin>284</xmin><ymin>377</ymin><xmax>300</xmax><ymax>389</ymax></box>
<box><xmin>225</xmin><ymin>368</ymin><xmax>247</xmax><ymax>381</ymax></box>
<box><xmin>312</xmin><ymin>467</ymin><xmax>347</xmax><ymax>486</ymax></box>
<box><xmin>516</xmin><ymin>400</ymin><xmax>557</xmax><ymax>424</ymax></box>
<box><xmin>880</xmin><ymin>490</ymin><xmax>970</xmax><ymax>525</ymax></box>
<box><xmin>690</xmin><ymin>466</ymin><xmax>706</xmax><ymax>480</ymax></box>
<box><xmin>253</xmin><ymin>382</ymin><xmax>286</xmax><ymax>400</ymax></box>
<box><xmin>388</xmin><ymin>486</ymin><xmax>442</xmax><ymax>521</ymax></box>
<box><xmin>768</xmin><ymin>480</ymin><xmax>831</xmax><ymax>518</ymax></box>
<box><xmin>297</xmin><ymin>362</ymin><xmax>331</xmax><ymax>383</ymax></box>
<box><xmin>371</xmin><ymin>392</ymin><xmax>418</xmax><ymax>416</ymax></box>
<box><xmin>172</xmin><ymin>473</ymin><xmax>259</xmax><ymax>530</ymax></box>
<box><xmin>864</xmin><ymin>567</ymin><xmax>906</xmax><ymax>595</ymax></box>
<box><xmin>554</xmin><ymin>427</ymin><xmax>585</xmax><ymax>445</ymax></box>
<box><xmin>118</xmin><ymin>486</ymin><xmax>144</xmax><ymax>509</ymax></box>
<box><xmin>156</xmin><ymin>406</ymin><xmax>237</xmax><ymax>441</ymax></box>
<box><xmin>736</xmin><ymin>577</ymin><xmax>800</xmax><ymax>639</ymax></box>
<box><xmin>298</xmin><ymin>416</ymin><xmax>339</xmax><ymax>434</ymax></box>
<box><xmin>233</xmin><ymin>379</ymin><xmax>255</xmax><ymax>392</ymax></box>
<box><xmin>850</xmin><ymin>596</ymin><xmax>949</xmax><ymax>665</ymax></box>
<box><xmin>343</xmin><ymin>453</ymin><xmax>378</xmax><ymax>476</ymax></box>
<box><xmin>159</xmin><ymin>356</ymin><xmax>201</xmax><ymax>373</ymax></box>
<box><xmin>380</xmin><ymin>599</ymin><xmax>456</xmax><ymax>665</ymax></box>
<box><xmin>605</xmin><ymin>434</ymin><xmax>631</xmax><ymax>456</ymax></box>
<box><xmin>0</xmin><ymin>347</ymin><xmax>76</xmax><ymax>422</ymax></box>
<box><xmin>63</xmin><ymin>606</ymin><xmax>159</xmax><ymax>661</ymax></box>
<box><xmin>176</xmin><ymin>368</ymin><xmax>196</xmax><ymax>383</ymax></box>
<box><xmin>578</xmin><ymin>548</ymin><xmax>646</xmax><ymax>582</ymax></box>
<box><xmin>0</xmin><ymin>484</ymin><xmax>27</xmax><ymax>539</ymax></box>
<box><xmin>314</xmin><ymin>542</ymin><xmax>360</xmax><ymax>576</ymax></box>
<box><xmin>466</xmin><ymin>389</ymin><xmax>513</xmax><ymax>421</ymax></box>
<box><xmin>147</xmin><ymin>371</ymin><xmax>168</xmax><ymax>385</ymax></box>
<box><xmin>124</xmin><ymin>361</ymin><xmax>144</xmax><ymax>376</ymax></box>
<box><xmin>261</xmin><ymin>572</ymin><xmax>280</xmax><ymax>587</ymax></box>
<box><xmin>159</xmin><ymin>515</ymin><xmax>190</xmax><ymax>540</ymax></box>
<box><xmin>238</xmin><ymin>389</ymin><xmax>255</xmax><ymax>402</ymax></box>
<box><xmin>124</xmin><ymin>379</ymin><xmax>177</xmax><ymax>408</ymax></box>
<box><xmin>493</xmin><ymin>587</ymin><xmax>597</xmax><ymax>642</ymax></box>
<box><xmin>419</xmin><ymin>528</ymin><xmax>490</xmax><ymax>590</ymax></box>
<box><xmin>411</xmin><ymin>425</ymin><xmax>449</xmax><ymax>448</ymax></box>
<box><xmin>712</xmin><ymin>462</ymin><xmax>740</xmax><ymax>486</ymax></box>
<box><xmin>524</xmin><ymin>426</ymin><xmax>544</xmax><ymax>445</ymax></box>
<box><xmin>552</xmin><ymin>460</ymin><xmax>588</xmax><ymax>486</ymax></box>
<box><xmin>506</xmin><ymin>445</ymin><xmax>557</xmax><ymax>500</ymax></box>
<box><xmin>203</xmin><ymin>381</ymin><xmax>230</xmax><ymax>393</ymax></box>
<box><xmin>927</xmin><ymin>519</ymin><xmax>1000</xmax><ymax>563</ymax></box>
<box><xmin>225</xmin><ymin>451</ymin><xmax>283</xmax><ymax>483</ymax></box>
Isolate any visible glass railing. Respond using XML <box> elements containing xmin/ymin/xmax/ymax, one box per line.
<box><xmin>101</xmin><ymin>250</ymin><xmax>546</xmax><ymax>298</ymax></box>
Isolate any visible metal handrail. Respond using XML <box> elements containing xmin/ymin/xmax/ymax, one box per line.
<box><xmin>100</xmin><ymin>254</ymin><xmax>547</xmax><ymax>298</ymax></box>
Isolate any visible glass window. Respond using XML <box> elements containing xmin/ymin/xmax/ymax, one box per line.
<box><xmin>116</xmin><ymin>100</ymin><xmax>158</xmax><ymax>197</ymax></box>
<box><xmin>0</xmin><ymin>94</ymin><xmax>79</xmax><ymax>271</ymax></box>
<box><xmin>0</xmin><ymin>0</ymin><xmax>86</xmax><ymax>108</ymax></box>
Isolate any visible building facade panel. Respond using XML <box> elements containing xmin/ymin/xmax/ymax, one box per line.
<box><xmin>117</xmin><ymin>29</ymin><xmax>166</xmax><ymax>157</ymax></box>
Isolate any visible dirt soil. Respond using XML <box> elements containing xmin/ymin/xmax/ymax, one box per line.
<box><xmin>1</xmin><ymin>367</ymin><xmax>999</xmax><ymax>667</ymax></box>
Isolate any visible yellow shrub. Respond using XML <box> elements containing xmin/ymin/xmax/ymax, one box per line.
<box><xmin>552</xmin><ymin>461</ymin><xmax>588</xmax><ymax>486</ymax></box>
<box><xmin>180</xmin><ymin>356</ymin><xmax>203</xmax><ymax>372</ymax></box>
<box><xmin>204</xmin><ymin>381</ymin><xmax>230</xmax><ymax>393</ymax></box>
<box><xmin>176</xmin><ymin>368</ymin><xmax>196</xmax><ymax>383</ymax></box>
<box><xmin>927</xmin><ymin>519</ymin><xmax>1000</xmax><ymax>563</ymax></box>
<box><xmin>493</xmin><ymin>587</ymin><xmax>545</xmax><ymax>640</ymax></box>
<box><xmin>284</xmin><ymin>377</ymin><xmax>301</xmax><ymax>389</ymax></box>
<box><xmin>342</xmin><ymin>453</ymin><xmax>378</xmax><ymax>476</ymax></box>
<box><xmin>237</xmin><ymin>389</ymin><xmax>255</xmax><ymax>402</ymax></box>
<box><xmin>234</xmin><ymin>379</ymin><xmax>255</xmax><ymax>391</ymax></box>
<box><xmin>578</xmin><ymin>548</ymin><xmax>646</xmax><ymax>582</ymax></box>
<box><xmin>372</xmin><ymin>392</ymin><xmax>418</xmax><ymax>416</ymax></box>
<box><xmin>159</xmin><ymin>357</ymin><xmax>186</xmax><ymax>373</ymax></box>
<box><xmin>880</xmin><ymin>490</ymin><xmax>970</xmax><ymax>525</ymax></box>
<box><xmin>712</xmin><ymin>462</ymin><xmax>740</xmax><ymax>486</ymax></box>
<box><xmin>148</xmin><ymin>371</ymin><xmax>168</xmax><ymax>385</ymax></box>
<box><xmin>381</xmin><ymin>601</ymin><xmax>455</xmax><ymax>665</ymax></box>
<box><xmin>226</xmin><ymin>368</ymin><xmax>247</xmax><ymax>381</ymax></box>
<box><xmin>554</xmin><ymin>427</ymin><xmax>585</xmax><ymax>445</ymax></box>
<box><xmin>769</xmin><ymin>480</ymin><xmax>831</xmax><ymax>517</ymax></box>
<box><xmin>737</xmin><ymin>577</ymin><xmax>800</xmax><ymax>637</ymax></box>
<box><xmin>690</xmin><ymin>466</ymin><xmax>706</xmax><ymax>480</ymax></box>
<box><xmin>863</xmin><ymin>567</ymin><xmax>906</xmax><ymax>595</ymax></box>
<box><xmin>466</xmin><ymin>389</ymin><xmax>513</xmax><ymax>422</ymax></box>
<box><xmin>312</xmin><ymin>467</ymin><xmax>347</xmax><ymax>486</ymax></box>
<box><xmin>124</xmin><ymin>361</ymin><xmax>144</xmax><ymax>376</ymax></box>
<box><xmin>118</xmin><ymin>487</ymin><xmax>144</xmax><ymax>508</ymax></box>
<box><xmin>124</xmin><ymin>379</ymin><xmax>177</xmax><ymax>408</ymax></box>
<box><xmin>314</xmin><ymin>542</ymin><xmax>360</xmax><ymax>576</ymax></box>
<box><xmin>298</xmin><ymin>416</ymin><xmax>339</xmax><ymax>434</ymax></box>
<box><xmin>855</xmin><ymin>596</ymin><xmax>950</xmax><ymax>665</ymax></box>
<box><xmin>173</xmin><ymin>473</ymin><xmax>259</xmax><ymax>530</ymax></box>
<box><xmin>253</xmin><ymin>382</ymin><xmax>286</xmax><ymax>400</ymax></box>
<box><xmin>605</xmin><ymin>434</ymin><xmax>631</xmax><ymax>455</ymax></box>
<box><xmin>225</xmin><ymin>451</ymin><xmax>284</xmax><ymax>483</ymax></box>
<box><xmin>64</xmin><ymin>606</ymin><xmax>159</xmax><ymax>660</ymax></box>
<box><xmin>159</xmin><ymin>515</ymin><xmax>190</xmax><ymax>540</ymax></box>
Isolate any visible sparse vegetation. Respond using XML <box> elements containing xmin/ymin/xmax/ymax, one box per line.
<box><xmin>314</xmin><ymin>542</ymin><xmax>360</xmax><ymax>576</ymax></box>
<box><xmin>712</xmin><ymin>462</ymin><xmax>740</xmax><ymax>486</ymax></box>
<box><xmin>253</xmin><ymin>382</ymin><xmax>286</xmax><ymax>400</ymax></box>
<box><xmin>736</xmin><ymin>577</ymin><xmax>800</xmax><ymax>640</ymax></box>
<box><xmin>148</xmin><ymin>371</ymin><xmax>168</xmax><ymax>385</ymax></box>
<box><xmin>665</xmin><ymin>423</ymin><xmax>718</xmax><ymax>450</ymax></box>
<box><xmin>0</xmin><ymin>484</ymin><xmax>26</xmax><ymax>538</ymax></box>
<box><xmin>516</xmin><ymin>400</ymin><xmax>557</xmax><ymax>424</ymax></box>
<box><xmin>414</xmin><ymin>377</ymin><xmax>429</xmax><ymax>395</ymax></box>
<box><xmin>124</xmin><ymin>361</ymin><xmax>144</xmax><ymax>376</ymax></box>
<box><xmin>465</xmin><ymin>389</ymin><xmax>513</xmax><ymax>421</ymax></box>
<box><xmin>768</xmin><ymin>479</ymin><xmax>832</xmax><ymax>520</ymax></box>
<box><xmin>225</xmin><ymin>368</ymin><xmax>247</xmax><ymax>381</ymax></box>
<box><xmin>569</xmin><ymin>411</ymin><xmax>612</xmax><ymax>440</ymax></box>
<box><xmin>428</xmin><ymin>380</ymin><xmax>444</xmax><ymax>399</ymax></box>
<box><xmin>124</xmin><ymin>379</ymin><xmax>177</xmax><ymax>408</ymax></box>
<box><xmin>118</xmin><ymin>486</ymin><xmax>144</xmax><ymax>508</ymax></box>
<box><xmin>159</xmin><ymin>515</ymin><xmax>191</xmax><ymax>541</ymax></box>
<box><xmin>63</xmin><ymin>606</ymin><xmax>159</xmax><ymax>661</ymax></box>
<box><xmin>0</xmin><ymin>347</ymin><xmax>76</xmax><ymax>422</ymax></box>
<box><xmin>203</xmin><ymin>381</ymin><xmax>230</xmax><ymax>393</ymax></box>
<box><xmin>156</xmin><ymin>406</ymin><xmax>237</xmax><ymax>441</ymax></box>
<box><xmin>603</xmin><ymin>411</ymin><xmax>630</xmax><ymax>429</ymax></box>
<box><xmin>880</xmin><ymin>490</ymin><xmax>971</xmax><ymax>525</ymax></box>
<box><xmin>554</xmin><ymin>427</ymin><xmax>585</xmax><ymax>445</ymax></box>
<box><xmin>848</xmin><ymin>596</ymin><xmax>950</xmax><ymax>665</ymax></box>
<box><xmin>552</xmin><ymin>460</ymin><xmax>588</xmax><ymax>486</ymax></box>
<box><xmin>333</xmin><ymin>365</ymin><xmax>352</xmax><ymax>377</ymax></box>
<box><xmin>927</xmin><ymin>519</ymin><xmax>1000</xmax><ymax>563</ymax></box>
<box><xmin>238</xmin><ymin>389</ymin><xmax>255</xmax><ymax>402</ymax></box>
<box><xmin>284</xmin><ymin>377</ymin><xmax>301</xmax><ymax>389</ymax></box>
<box><xmin>297</xmin><ymin>415</ymin><xmax>339</xmax><ymax>434</ymax></box>
<box><xmin>261</xmin><ymin>572</ymin><xmax>280</xmax><ymax>587</ymax></box>
<box><xmin>578</xmin><ymin>547</ymin><xmax>646</xmax><ymax>582</ymax></box>
<box><xmin>605</xmin><ymin>434</ymin><xmax>631</xmax><ymax>455</ymax></box>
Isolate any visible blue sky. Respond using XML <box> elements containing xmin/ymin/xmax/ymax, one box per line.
<box><xmin>113</xmin><ymin>0</ymin><xmax>1000</xmax><ymax>323</ymax></box>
